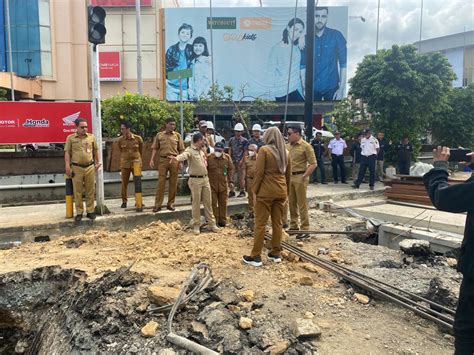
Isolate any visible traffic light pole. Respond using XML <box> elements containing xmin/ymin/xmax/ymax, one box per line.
<box><xmin>91</xmin><ymin>44</ymin><xmax>108</xmax><ymax>215</ymax></box>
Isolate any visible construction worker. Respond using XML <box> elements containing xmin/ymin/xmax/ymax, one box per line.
<box><xmin>64</xmin><ymin>118</ymin><xmax>100</xmax><ymax>221</ymax></box>
<box><xmin>286</xmin><ymin>125</ymin><xmax>317</xmax><ymax>238</ymax></box>
<box><xmin>117</xmin><ymin>121</ymin><xmax>143</xmax><ymax>208</ymax></box>
<box><xmin>241</xmin><ymin>143</ymin><xmax>258</xmax><ymax>216</ymax></box>
<box><xmin>198</xmin><ymin>120</ymin><xmax>215</xmax><ymax>152</ymax></box>
<box><xmin>208</xmin><ymin>142</ymin><xmax>234</xmax><ymax>227</ymax></box>
<box><xmin>242</xmin><ymin>127</ymin><xmax>292</xmax><ymax>267</ymax></box>
<box><xmin>170</xmin><ymin>132</ymin><xmax>220</xmax><ymax>235</ymax></box>
<box><xmin>150</xmin><ymin>118</ymin><xmax>185</xmax><ymax>212</ymax></box>
<box><xmin>246</xmin><ymin>124</ymin><xmax>264</xmax><ymax>151</ymax></box>
<box><xmin>228</xmin><ymin>123</ymin><xmax>248</xmax><ymax>197</ymax></box>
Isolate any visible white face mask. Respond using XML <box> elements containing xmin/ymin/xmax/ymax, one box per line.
<box><xmin>249</xmin><ymin>151</ymin><xmax>256</xmax><ymax>157</ymax></box>
<box><xmin>215</xmin><ymin>152</ymin><xmax>223</xmax><ymax>158</ymax></box>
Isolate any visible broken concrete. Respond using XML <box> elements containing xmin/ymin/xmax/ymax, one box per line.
<box><xmin>399</xmin><ymin>239</ymin><xmax>431</xmax><ymax>256</ymax></box>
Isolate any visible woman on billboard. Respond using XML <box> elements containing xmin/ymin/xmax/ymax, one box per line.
<box><xmin>189</xmin><ymin>36</ymin><xmax>212</xmax><ymax>101</ymax></box>
<box><xmin>267</xmin><ymin>18</ymin><xmax>305</xmax><ymax>102</ymax></box>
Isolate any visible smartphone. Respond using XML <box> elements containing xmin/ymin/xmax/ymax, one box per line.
<box><xmin>449</xmin><ymin>148</ymin><xmax>472</xmax><ymax>162</ymax></box>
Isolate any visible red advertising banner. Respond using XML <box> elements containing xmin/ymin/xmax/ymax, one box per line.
<box><xmin>99</xmin><ymin>51</ymin><xmax>121</xmax><ymax>81</ymax></box>
<box><xmin>91</xmin><ymin>0</ymin><xmax>152</xmax><ymax>6</ymax></box>
<box><xmin>0</xmin><ymin>102</ymin><xmax>93</xmax><ymax>144</ymax></box>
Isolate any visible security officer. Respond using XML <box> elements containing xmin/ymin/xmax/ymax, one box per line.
<box><xmin>328</xmin><ymin>131</ymin><xmax>348</xmax><ymax>184</ymax></box>
<box><xmin>150</xmin><ymin>117</ymin><xmax>185</xmax><ymax>212</ymax></box>
<box><xmin>117</xmin><ymin>120</ymin><xmax>143</xmax><ymax>208</ymax></box>
<box><xmin>396</xmin><ymin>137</ymin><xmax>413</xmax><ymax>175</ymax></box>
<box><xmin>208</xmin><ymin>142</ymin><xmax>234</xmax><ymax>227</ymax></box>
<box><xmin>310</xmin><ymin>132</ymin><xmax>327</xmax><ymax>184</ymax></box>
<box><xmin>170</xmin><ymin>133</ymin><xmax>220</xmax><ymax>235</ymax></box>
<box><xmin>353</xmin><ymin>128</ymin><xmax>379</xmax><ymax>190</ymax></box>
<box><xmin>241</xmin><ymin>143</ymin><xmax>258</xmax><ymax>215</ymax></box>
<box><xmin>286</xmin><ymin>125</ymin><xmax>317</xmax><ymax>238</ymax></box>
<box><xmin>64</xmin><ymin>118</ymin><xmax>100</xmax><ymax>221</ymax></box>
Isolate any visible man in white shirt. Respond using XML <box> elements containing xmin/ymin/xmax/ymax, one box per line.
<box><xmin>352</xmin><ymin>128</ymin><xmax>380</xmax><ymax>191</ymax></box>
<box><xmin>328</xmin><ymin>131</ymin><xmax>348</xmax><ymax>184</ymax></box>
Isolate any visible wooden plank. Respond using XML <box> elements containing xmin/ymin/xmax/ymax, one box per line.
<box><xmin>388</xmin><ymin>197</ymin><xmax>433</xmax><ymax>206</ymax></box>
<box><xmin>385</xmin><ymin>189</ymin><xmax>428</xmax><ymax>197</ymax></box>
<box><xmin>390</xmin><ymin>184</ymin><xmax>428</xmax><ymax>191</ymax></box>
<box><xmin>385</xmin><ymin>193</ymin><xmax>432</xmax><ymax>203</ymax></box>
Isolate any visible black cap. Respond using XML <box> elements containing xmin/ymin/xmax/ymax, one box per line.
<box><xmin>363</xmin><ymin>128</ymin><xmax>371</xmax><ymax>134</ymax></box>
<box><xmin>215</xmin><ymin>142</ymin><xmax>225</xmax><ymax>151</ymax></box>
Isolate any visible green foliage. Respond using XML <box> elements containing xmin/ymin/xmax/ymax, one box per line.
<box><xmin>328</xmin><ymin>98</ymin><xmax>366</xmax><ymax>139</ymax></box>
<box><xmin>350</xmin><ymin>45</ymin><xmax>456</xmax><ymax>159</ymax></box>
<box><xmin>0</xmin><ymin>88</ymin><xmax>7</xmax><ymax>101</ymax></box>
<box><xmin>102</xmin><ymin>92</ymin><xmax>195</xmax><ymax>139</ymax></box>
<box><xmin>432</xmin><ymin>84</ymin><xmax>474</xmax><ymax>149</ymax></box>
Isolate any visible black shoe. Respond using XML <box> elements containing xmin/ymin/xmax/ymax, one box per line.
<box><xmin>238</xmin><ymin>191</ymin><xmax>246</xmax><ymax>198</ymax></box>
<box><xmin>370</xmin><ymin>186</ymin><xmax>375</xmax><ymax>191</ymax></box>
<box><xmin>321</xmin><ymin>182</ymin><xmax>328</xmax><ymax>184</ymax></box>
<box><xmin>242</xmin><ymin>255</ymin><xmax>262</xmax><ymax>267</ymax></box>
<box><xmin>153</xmin><ymin>207</ymin><xmax>161</xmax><ymax>213</ymax></box>
<box><xmin>229</xmin><ymin>191</ymin><xmax>236</xmax><ymax>198</ymax></box>
<box><xmin>74</xmin><ymin>214</ymin><xmax>83</xmax><ymax>222</ymax></box>
<box><xmin>267</xmin><ymin>252</ymin><xmax>282</xmax><ymax>263</ymax></box>
<box><xmin>296</xmin><ymin>233</ymin><xmax>311</xmax><ymax>240</ymax></box>
<box><xmin>86</xmin><ymin>213</ymin><xmax>96</xmax><ymax>220</ymax></box>
<box><xmin>121</xmin><ymin>202</ymin><xmax>127</xmax><ymax>208</ymax></box>
<box><xmin>167</xmin><ymin>205</ymin><xmax>175</xmax><ymax>211</ymax></box>
<box><xmin>334</xmin><ymin>181</ymin><xmax>339</xmax><ymax>184</ymax></box>
<box><xmin>342</xmin><ymin>181</ymin><xmax>348</xmax><ymax>184</ymax></box>
<box><xmin>351</xmin><ymin>184</ymin><xmax>359</xmax><ymax>189</ymax></box>
<box><xmin>218</xmin><ymin>222</ymin><xmax>226</xmax><ymax>228</ymax></box>
<box><xmin>283</xmin><ymin>223</ymin><xmax>289</xmax><ymax>230</ymax></box>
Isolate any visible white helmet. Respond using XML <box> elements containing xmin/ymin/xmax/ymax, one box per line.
<box><xmin>206</xmin><ymin>121</ymin><xmax>215</xmax><ymax>130</ymax></box>
<box><xmin>252</xmin><ymin>124</ymin><xmax>262</xmax><ymax>131</ymax></box>
<box><xmin>234</xmin><ymin>123</ymin><xmax>244</xmax><ymax>131</ymax></box>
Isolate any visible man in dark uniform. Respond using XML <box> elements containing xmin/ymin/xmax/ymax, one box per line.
<box><xmin>310</xmin><ymin>132</ymin><xmax>327</xmax><ymax>184</ymax></box>
<box><xmin>150</xmin><ymin>118</ymin><xmax>185</xmax><ymax>212</ymax></box>
<box><xmin>208</xmin><ymin>142</ymin><xmax>234</xmax><ymax>227</ymax></box>
<box><xmin>424</xmin><ymin>147</ymin><xmax>474</xmax><ymax>355</ymax></box>
<box><xmin>396</xmin><ymin>137</ymin><xmax>413</xmax><ymax>175</ymax></box>
<box><xmin>117</xmin><ymin>121</ymin><xmax>143</xmax><ymax>208</ymax></box>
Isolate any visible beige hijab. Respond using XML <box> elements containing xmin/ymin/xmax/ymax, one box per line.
<box><xmin>263</xmin><ymin>127</ymin><xmax>288</xmax><ymax>174</ymax></box>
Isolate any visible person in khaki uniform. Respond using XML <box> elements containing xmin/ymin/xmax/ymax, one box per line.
<box><xmin>117</xmin><ymin>121</ymin><xmax>143</xmax><ymax>208</ymax></box>
<box><xmin>207</xmin><ymin>142</ymin><xmax>234</xmax><ymax>227</ymax></box>
<box><xmin>286</xmin><ymin>125</ymin><xmax>317</xmax><ymax>239</ymax></box>
<box><xmin>241</xmin><ymin>143</ymin><xmax>258</xmax><ymax>215</ymax></box>
<box><xmin>64</xmin><ymin>118</ymin><xmax>100</xmax><ymax>221</ymax></box>
<box><xmin>170</xmin><ymin>132</ymin><xmax>220</xmax><ymax>235</ymax></box>
<box><xmin>150</xmin><ymin>118</ymin><xmax>184</xmax><ymax>212</ymax></box>
<box><xmin>242</xmin><ymin>127</ymin><xmax>292</xmax><ymax>267</ymax></box>
<box><xmin>198</xmin><ymin>120</ymin><xmax>215</xmax><ymax>153</ymax></box>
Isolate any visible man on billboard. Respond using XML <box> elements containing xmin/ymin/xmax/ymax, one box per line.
<box><xmin>165</xmin><ymin>23</ymin><xmax>194</xmax><ymax>101</ymax></box>
<box><xmin>302</xmin><ymin>6</ymin><xmax>347</xmax><ymax>101</ymax></box>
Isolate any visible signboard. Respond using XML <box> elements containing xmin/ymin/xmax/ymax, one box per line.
<box><xmin>167</xmin><ymin>68</ymin><xmax>193</xmax><ymax>81</ymax></box>
<box><xmin>0</xmin><ymin>102</ymin><xmax>93</xmax><ymax>144</ymax></box>
<box><xmin>91</xmin><ymin>0</ymin><xmax>152</xmax><ymax>6</ymax></box>
<box><xmin>99</xmin><ymin>51</ymin><xmax>122</xmax><ymax>81</ymax></box>
<box><xmin>164</xmin><ymin>7</ymin><xmax>348</xmax><ymax>102</ymax></box>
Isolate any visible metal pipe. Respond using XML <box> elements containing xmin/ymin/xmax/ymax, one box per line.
<box><xmin>375</xmin><ymin>0</ymin><xmax>380</xmax><ymax>52</ymax></box>
<box><xmin>304</xmin><ymin>0</ymin><xmax>316</xmax><ymax>142</ymax></box>
<box><xmin>136</xmin><ymin>0</ymin><xmax>143</xmax><ymax>94</ymax></box>
<box><xmin>287</xmin><ymin>230</ymin><xmax>370</xmax><ymax>235</ymax></box>
<box><xmin>5</xmin><ymin>0</ymin><xmax>15</xmax><ymax>101</ymax></box>
<box><xmin>418</xmin><ymin>0</ymin><xmax>423</xmax><ymax>52</ymax></box>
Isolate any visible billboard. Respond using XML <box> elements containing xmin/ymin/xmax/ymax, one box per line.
<box><xmin>99</xmin><ymin>51</ymin><xmax>122</xmax><ymax>81</ymax></box>
<box><xmin>0</xmin><ymin>102</ymin><xmax>93</xmax><ymax>144</ymax></box>
<box><xmin>164</xmin><ymin>7</ymin><xmax>348</xmax><ymax>102</ymax></box>
<box><xmin>91</xmin><ymin>0</ymin><xmax>152</xmax><ymax>6</ymax></box>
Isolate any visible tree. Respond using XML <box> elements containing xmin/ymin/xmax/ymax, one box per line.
<box><xmin>328</xmin><ymin>97</ymin><xmax>368</xmax><ymax>139</ymax></box>
<box><xmin>432</xmin><ymin>84</ymin><xmax>474</xmax><ymax>149</ymax></box>
<box><xmin>101</xmin><ymin>92</ymin><xmax>195</xmax><ymax>139</ymax></box>
<box><xmin>350</xmin><ymin>45</ymin><xmax>456</xmax><ymax>156</ymax></box>
<box><xmin>0</xmin><ymin>88</ymin><xmax>7</xmax><ymax>101</ymax></box>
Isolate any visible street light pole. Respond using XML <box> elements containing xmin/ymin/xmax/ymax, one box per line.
<box><xmin>418</xmin><ymin>0</ymin><xmax>424</xmax><ymax>52</ymax></box>
<box><xmin>209</xmin><ymin>0</ymin><xmax>216</xmax><ymax>128</ymax></box>
<box><xmin>376</xmin><ymin>0</ymin><xmax>380</xmax><ymax>52</ymax></box>
<box><xmin>5</xmin><ymin>0</ymin><xmax>15</xmax><ymax>101</ymax></box>
<box><xmin>136</xmin><ymin>0</ymin><xmax>143</xmax><ymax>94</ymax></box>
<box><xmin>304</xmin><ymin>0</ymin><xmax>316</xmax><ymax>142</ymax></box>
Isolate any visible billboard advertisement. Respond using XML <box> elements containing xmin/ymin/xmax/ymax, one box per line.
<box><xmin>0</xmin><ymin>102</ymin><xmax>93</xmax><ymax>144</ymax></box>
<box><xmin>164</xmin><ymin>6</ymin><xmax>348</xmax><ymax>102</ymax></box>
<box><xmin>99</xmin><ymin>51</ymin><xmax>122</xmax><ymax>81</ymax></box>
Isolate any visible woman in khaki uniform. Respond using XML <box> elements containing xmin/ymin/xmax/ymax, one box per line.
<box><xmin>241</xmin><ymin>144</ymin><xmax>258</xmax><ymax>216</ymax></box>
<box><xmin>242</xmin><ymin>127</ymin><xmax>291</xmax><ymax>267</ymax></box>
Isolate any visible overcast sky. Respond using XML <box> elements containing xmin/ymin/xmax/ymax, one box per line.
<box><xmin>173</xmin><ymin>0</ymin><xmax>474</xmax><ymax>79</ymax></box>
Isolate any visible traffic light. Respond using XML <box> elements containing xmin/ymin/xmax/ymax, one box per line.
<box><xmin>88</xmin><ymin>6</ymin><xmax>107</xmax><ymax>45</ymax></box>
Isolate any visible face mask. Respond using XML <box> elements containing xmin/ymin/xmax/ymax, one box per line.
<box><xmin>249</xmin><ymin>151</ymin><xmax>256</xmax><ymax>157</ymax></box>
<box><xmin>215</xmin><ymin>152</ymin><xmax>223</xmax><ymax>158</ymax></box>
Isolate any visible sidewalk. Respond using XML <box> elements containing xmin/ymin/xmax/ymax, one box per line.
<box><xmin>0</xmin><ymin>182</ymin><xmax>386</xmax><ymax>243</ymax></box>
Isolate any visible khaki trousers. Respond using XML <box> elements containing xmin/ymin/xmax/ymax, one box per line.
<box><xmin>246</xmin><ymin>177</ymin><xmax>254</xmax><ymax>213</ymax></box>
<box><xmin>72</xmin><ymin>165</ymin><xmax>95</xmax><ymax>214</ymax></box>
<box><xmin>155</xmin><ymin>157</ymin><xmax>179</xmax><ymax>207</ymax></box>
<box><xmin>289</xmin><ymin>174</ymin><xmax>310</xmax><ymax>230</ymax></box>
<box><xmin>251</xmin><ymin>197</ymin><xmax>284</xmax><ymax>257</ymax></box>
<box><xmin>376</xmin><ymin>160</ymin><xmax>384</xmax><ymax>181</ymax></box>
<box><xmin>282</xmin><ymin>200</ymin><xmax>288</xmax><ymax>226</ymax></box>
<box><xmin>188</xmin><ymin>177</ymin><xmax>216</xmax><ymax>228</ymax></box>
<box><xmin>121</xmin><ymin>168</ymin><xmax>132</xmax><ymax>202</ymax></box>
<box><xmin>211</xmin><ymin>188</ymin><xmax>228</xmax><ymax>225</ymax></box>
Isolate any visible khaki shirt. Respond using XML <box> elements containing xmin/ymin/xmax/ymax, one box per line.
<box><xmin>118</xmin><ymin>133</ymin><xmax>143</xmax><ymax>169</ymax></box>
<box><xmin>208</xmin><ymin>153</ymin><xmax>234</xmax><ymax>192</ymax></box>
<box><xmin>201</xmin><ymin>133</ymin><xmax>215</xmax><ymax>153</ymax></box>
<box><xmin>65</xmin><ymin>133</ymin><xmax>98</xmax><ymax>166</ymax></box>
<box><xmin>243</xmin><ymin>156</ymin><xmax>257</xmax><ymax>179</ymax></box>
<box><xmin>287</xmin><ymin>138</ymin><xmax>317</xmax><ymax>173</ymax></box>
<box><xmin>177</xmin><ymin>145</ymin><xmax>208</xmax><ymax>176</ymax></box>
<box><xmin>151</xmin><ymin>131</ymin><xmax>184</xmax><ymax>157</ymax></box>
<box><xmin>253</xmin><ymin>146</ymin><xmax>292</xmax><ymax>200</ymax></box>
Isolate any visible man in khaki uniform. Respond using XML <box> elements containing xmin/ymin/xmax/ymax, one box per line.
<box><xmin>117</xmin><ymin>121</ymin><xmax>143</xmax><ymax>208</ymax></box>
<box><xmin>150</xmin><ymin>118</ymin><xmax>184</xmax><ymax>212</ymax></box>
<box><xmin>286</xmin><ymin>125</ymin><xmax>317</xmax><ymax>238</ymax></box>
<box><xmin>241</xmin><ymin>143</ymin><xmax>258</xmax><ymax>215</ymax></box>
<box><xmin>64</xmin><ymin>118</ymin><xmax>100</xmax><ymax>221</ymax></box>
<box><xmin>208</xmin><ymin>142</ymin><xmax>234</xmax><ymax>227</ymax></box>
<box><xmin>170</xmin><ymin>132</ymin><xmax>220</xmax><ymax>235</ymax></box>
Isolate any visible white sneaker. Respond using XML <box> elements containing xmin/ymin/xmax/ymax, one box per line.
<box><xmin>193</xmin><ymin>226</ymin><xmax>200</xmax><ymax>235</ymax></box>
<box><xmin>209</xmin><ymin>225</ymin><xmax>220</xmax><ymax>233</ymax></box>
